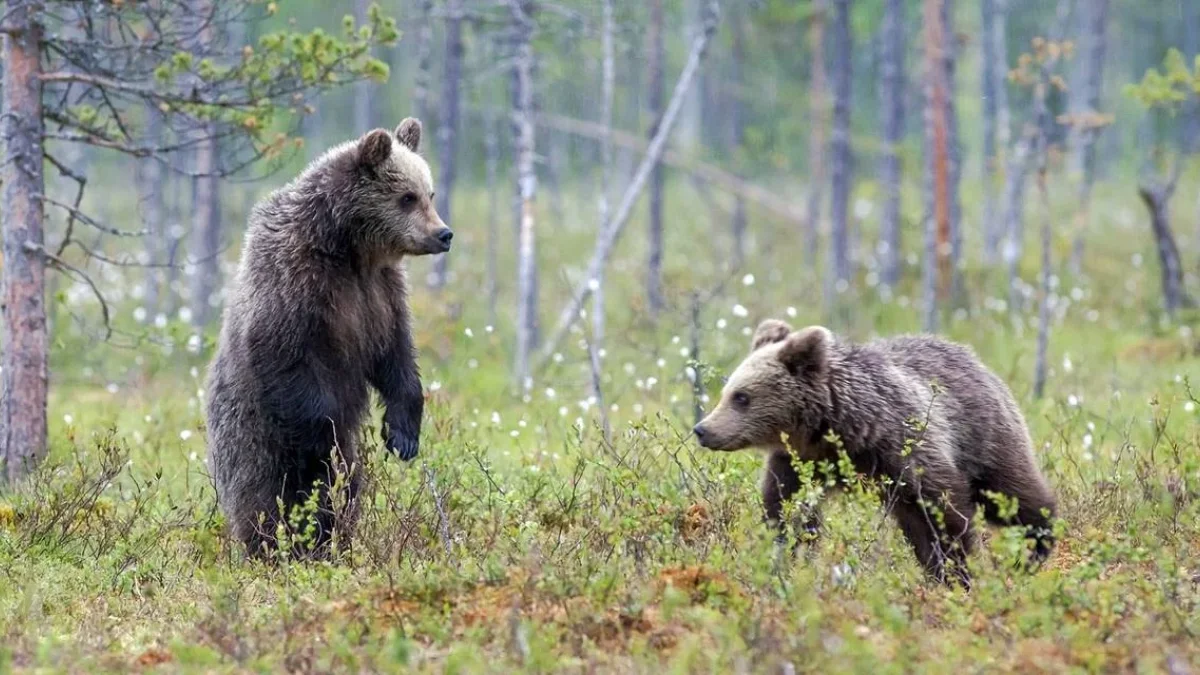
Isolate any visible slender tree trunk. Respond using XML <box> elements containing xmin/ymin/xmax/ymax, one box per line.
<box><xmin>1139</xmin><ymin>168</ymin><xmax>1195</xmax><ymax>317</ymax></box>
<box><xmin>1068</xmin><ymin>0</ymin><xmax>1110</xmax><ymax>274</ymax></box>
<box><xmin>983</xmin><ymin>0</ymin><xmax>1011</xmax><ymax>263</ymax></box>
<box><xmin>511</xmin><ymin>0</ymin><xmax>539</xmax><ymax>388</ymax></box>
<box><xmin>827</xmin><ymin>0</ymin><xmax>853</xmax><ymax>310</ymax></box>
<box><xmin>1032</xmin><ymin>102</ymin><xmax>1052</xmax><ymax>400</ymax></box>
<box><xmin>646</xmin><ymin>0</ymin><xmax>666</xmax><ymax>319</ymax></box>
<box><xmin>141</xmin><ymin>105</ymin><xmax>167</xmax><ymax>315</ymax></box>
<box><xmin>593</xmin><ymin>0</ymin><xmax>616</xmax><ymax>346</ymax></box>
<box><xmin>189</xmin><ymin>130</ymin><xmax>220</xmax><ymax>326</ymax></box>
<box><xmin>1</xmin><ymin>0</ymin><xmax>47</xmax><ymax>481</ymax></box>
<box><xmin>485</xmin><ymin>105</ymin><xmax>501</xmax><ymax>329</ymax></box>
<box><xmin>429</xmin><ymin>0</ymin><xmax>464</xmax><ymax>289</ymax></box>
<box><xmin>413</xmin><ymin>0</ymin><xmax>434</xmax><ymax>122</ymax></box>
<box><xmin>188</xmin><ymin>1</ymin><xmax>220</xmax><ymax>327</ymax></box>
<box><xmin>806</xmin><ymin>0</ymin><xmax>829</xmax><ymax>267</ymax></box>
<box><xmin>922</xmin><ymin>0</ymin><xmax>952</xmax><ymax>331</ymax></box>
<box><xmin>879</xmin><ymin>0</ymin><xmax>905</xmax><ymax>287</ymax></box>
<box><xmin>730</xmin><ymin>4</ymin><xmax>748</xmax><ymax>269</ymax></box>
<box><xmin>943</xmin><ymin>0</ymin><xmax>964</xmax><ymax>306</ymax></box>
<box><xmin>1007</xmin><ymin>0</ymin><xmax>1070</xmax><ymax>312</ymax></box>
<box><xmin>353</xmin><ymin>0</ymin><xmax>376</xmax><ymax>132</ymax></box>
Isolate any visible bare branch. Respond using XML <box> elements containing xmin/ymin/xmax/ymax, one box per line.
<box><xmin>534</xmin><ymin>0</ymin><xmax>722</xmax><ymax>371</ymax></box>
<box><xmin>23</xmin><ymin>241</ymin><xmax>112</xmax><ymax>341</ymax></box>
<box><xmin>43</xmin><ymin>152</ymin><xmax>88</xmax><ymax>257</ymax></box>
<box><xmin>38</xmin><ymin>195</ymin><xmax>149</xmax><ymax>238</ymax></box>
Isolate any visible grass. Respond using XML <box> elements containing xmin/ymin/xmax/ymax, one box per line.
<box><xmin>2</xmin><ymin>168</ymin><xmax>1199</xmax><ymax>673</ymax></box>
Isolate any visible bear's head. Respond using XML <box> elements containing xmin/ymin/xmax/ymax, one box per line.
<box><xmin>351</xmin><ymin>118</ymin><xmax>452</xmax><ymax>257</ymax></box>
<box><xmin>693</xmin><ymin>319</ymin><xmax>834</xmax><ymax>452</ymax></box>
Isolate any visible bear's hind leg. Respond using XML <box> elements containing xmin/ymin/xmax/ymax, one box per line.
<box><xmin>893</xmin><ymin>492</ymin><xmax>976</xmax><ymax>589</ymax></box>
<box><xmin>973</xmin><ymin>468</ymin><xmax>1057</xmax><ymax>567</ymax></box>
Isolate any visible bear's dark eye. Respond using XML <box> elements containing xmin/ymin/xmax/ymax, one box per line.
<box><xmin>731</xmin><ymin>392</ymin><xmax>750</xmax><ymax>408</ymax></box>
<box><xmin>400</xmin><ymin>193</ymin><xmax>419</xmax><ymax>208</ymax></box>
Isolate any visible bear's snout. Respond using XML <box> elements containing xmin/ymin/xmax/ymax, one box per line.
<box><xmin>435</xmin><ymin>227</ymin><xmax>454</xmax><ymax>251</ymax></box>
<box><xmin>692</xmin><ymin>423</ymin><xmax>709</xmax><ymax>443</ymax></box>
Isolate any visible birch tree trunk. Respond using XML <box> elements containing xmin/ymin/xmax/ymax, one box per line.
<box><xmin>805</xmin><ymin>0</ymin><xmax>829</xmax><ymax>267</ymax></box>
<box><xmin>879</xmin><ymin>0</ymin><xmax>905</xmax><ymax>287</ymax></box>
<box><xmin>1</xmin><ymin>0</ymin><xmax>48</xmax><ymax>481</ymax></box>
<box><xmin>922</xmin><ymin>0</ymin><xmax>952</xmax><ymax>332</ymax></box>
<box><xmin>593</xmin><ymin>0</ymin><xmax>616</xmax><ymax>346</ymax></box>
<box><xmin>646</xmin><ymin>0</ymin><xmax>666</xmax><ymax>319</ymax></box>
<box><xmin>827</xmin><ymin>0</ymin><xmax>853</xmax><ymax>310</ymax></box>
<box><xmin>429</xmin><ymin>0</ymin><xmax>464</xmax><ymax>289</ymax></box>
<box><xmin>510</xmin><ymin>0</ymin><xmax>539</xmax><ymax>388</ymax></box>
<box><xmin>1068</xmin><ymin>0</ymin><xmax>1110</xmax><ymax>273</ymax></box>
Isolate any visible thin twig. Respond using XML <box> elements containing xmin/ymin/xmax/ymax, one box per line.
<box><xmin>24</xmin><ymin>241</ymin><xmax>112</xmax><ymax>340</ymax></box>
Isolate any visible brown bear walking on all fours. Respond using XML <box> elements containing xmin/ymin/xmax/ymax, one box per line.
<box><xmin>693</xmin><ymin>319</ymin><xmax>1057</xmax><ymax>587</ymax></box>
<box><xmin>205</xmin><ymin>118</ymin><xmax>451</xmax><ymax>559</ymax></box>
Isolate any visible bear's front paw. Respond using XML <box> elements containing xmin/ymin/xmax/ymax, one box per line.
<box><xmin>382</xmin><ymin>421</ymin><xmax>419</xmax><ymax>462</ymax></box>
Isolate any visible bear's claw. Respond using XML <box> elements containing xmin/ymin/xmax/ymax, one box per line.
<box><xmin>385</xmin><ymin>431</ymin><xmax>419</xmax><ymax>461</ymax></box>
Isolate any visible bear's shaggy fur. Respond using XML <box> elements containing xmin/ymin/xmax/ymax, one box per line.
<box><xmin>205</xmin><ymin>119</ymin><xmax>450</xmax><ymax>557</ymax></box>
<box><xmin>694</xmin><ymin>320</ymin><xmax>1057</xmax><ymax>586</ymax></box>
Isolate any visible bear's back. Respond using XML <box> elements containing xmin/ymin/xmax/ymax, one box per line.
<box><xmin>872</xmin><ymin>334</ymin><xmax>1032</xmax><ymax>476</ymax></box>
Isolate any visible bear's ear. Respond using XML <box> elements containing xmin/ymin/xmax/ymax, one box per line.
<box><xmin>358</xmin><ymin>129</ymin><xmax>393</xmax><ymax>168</ymax></box>
<box><xmin>395</xmin><ymin>117</ymin><xmax>422</xmax><ymax>152</ymax></box>
<box><xmin>750</xmin><ymin>319</ymin><xmax>793</xmax><ymax>352</ymax></box>
<box><xmin>777</xmin><ymin>326</ymin><xmax>833</xmax><ymax>377</ymax></box>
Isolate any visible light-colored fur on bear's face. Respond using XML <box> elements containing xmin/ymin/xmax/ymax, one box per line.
<box><xmin>353</xmin><ymin>118</ymin><xmax>450</xmax><ymax>259</ymax></box>
<box><xmin>694</xmin><ymin>320</ymin><xmax>834</xmax><ymax>452</ymax></box>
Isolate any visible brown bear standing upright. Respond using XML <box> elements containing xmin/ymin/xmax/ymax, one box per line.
<box><xmin>693</xmin><ymin>320</ymin><xmax>1057</xmax><ymax>586</ymax></box>
<box><xmin>205</xmin><ymin>119</ymin><xmax>450</xmax><ymax>558</ymax></box>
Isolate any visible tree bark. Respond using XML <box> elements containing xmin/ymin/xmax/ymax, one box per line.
<box><xmin>1067</xmin><ymin>0</ymin><xmax>1110</xmax><ymax>273</ymax></box>
<box><xmin>943</xmin><ymin>0</ymin><xmax>964</xmax><ymax>306</ymax></box>
<box><xmin>1139</xmin><ymin>166</ymin><xmax>1195</xmax><ymax>317</ymax></box>
<box><xmin>827</xmin><ymin>0</ymin><xmax>853</xmax><ymax>309</ymax></box>
<box><xmin>429</xmin><ymin>0</ymin><xmax>464</xmax><ymax>289</ymax></box>
<box><xmin>1032</xmin><ymin>97</ymin><xmax>1053</xmax><ymax>400</ymax></box>
<box><xmin>141</xmin><ymin>104</ymin><xmax>167</xmax><ymax>315</ymax></box>
<box><xmin>189</xmin><ymin>130</ymin><xmax>220</xmax><ymax>326</ymax></box>
<box><xmin>510</xmin><ymin>0</ymin><xmax>539</xmax><ymax>388</ymax></box>
<box><xmin>413</xmin><ymin>0</ymin><xmax>435</xmax><ymax>123</ymax></box>
<box><xmin>805</xmin><ymin>0</ymin><xmax>829</xmax><ymax>267</ymax></box>
<box><xmin>353</xmin><ymin>0</ymin><xmax>376</xmax><ymax>132</ymax></box>
<box><xmin>983</xmin><ymin>0</ymin><xmax>1011</xmax><ymax>263</ymax></box>
<box><xmin>879</xmin><ymin>0</ymin><xmax>905</xmax><ymax>287</ymax></box>
<box><xmin>730</xmin><ymin>3</ymin><xmax>748</xmax><ymax>269</ymax></box>
<box><xmin>188</xmin><ymin>0</ymin><xmax>220</xmax><ymax>327</ymax></box>
<box><xmin>646</xmin><ymin>0</ymin><xmax>666</xmax><ymax>319</ymax></box>
<box><xmin>921</xmin><ymin>0</ymin><xmax>952</xmax><ymax>331</ymax></box>
<box><xmin>485</xmin><ymin>104</ymin><xmax>501</xmax><ymax>329</ymax></box>
<box><xmin>2</xmin><ymin>0</ymin><xmax>48</xmax><ymax>481</ymax></box>
<box><xmin>537</xmin><ymin>1</ymin><xmax>720</xmax><ymax>369</ymax></box>
<box><xmin>593</xmin><ymin>0</ymin><xmax>616</xmax><ymax>346</ymax></box>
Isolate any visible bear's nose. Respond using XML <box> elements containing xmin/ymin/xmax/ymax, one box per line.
<box><xmin>692</xmin><ymin>424</ymin><xmax>707</xmax><ymax>440</ymax></box>
<box><xmin>436</xmin><ymin>228</ymin><xmax>454</xmax><ymax>244</ymax></box>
